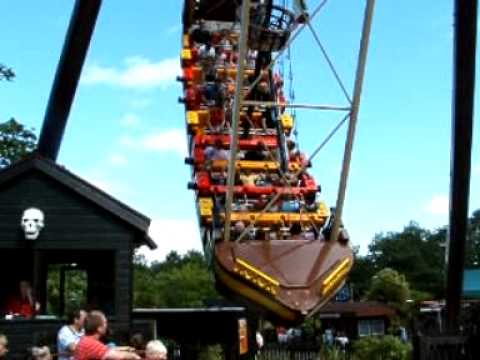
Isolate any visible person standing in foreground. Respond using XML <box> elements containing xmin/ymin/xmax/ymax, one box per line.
<box><xmin>0</xmin><ymin>334</ymin><xmax>8</xmax><ymax>360</ymax></box>
<box><xmin>58</xmin><ymin>309</ymin><xmax>87</xmax><ymax>360</ymax></box>
<box><xmin>74</xmin><ymin>311</ymin><xmax>140</xmax><ymax>360</ymax></box>
<box><xmin>144</xmin><ymin>340</ymin><xmax>167</xmax><ymax>360</ymax></box>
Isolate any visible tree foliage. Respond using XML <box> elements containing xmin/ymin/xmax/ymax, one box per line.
<box><xmin>0</xmin><ymin>118</ymin><xmax>37</xmax><ymax>168</ymax></box>
<box><xmin>349</xmin><ymin>222</ymin><xmax>446</xmax><ymax>300</ymax></box>
<box><xmin>352</xmin><ymin>335</ymin><xmax>411</xmax><ymax>360</ymax></box>
<box><xmin>0</xmin><ymin>64</ymin><xmax>15</xmax><ymax>81</ymax></box>
<box><xmin>466</xmin><ymin>209</ymin><xmax>480</xmax><ymax>268</ymax></box>
<box><xmin>367</xmin><ymin>268</ymin><xmax>411</xmax><ymax>306</ymax></box>
<box><xmin>133</xmin><ymin>250</ymin><xmax>221</xmax><ymax>308</ymax></box>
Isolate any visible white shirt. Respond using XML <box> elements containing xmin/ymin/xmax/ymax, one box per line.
<box><xmin>57</xmin><ymin>325</ymin><xmax>84</xmax><ymax>360</ymax></box>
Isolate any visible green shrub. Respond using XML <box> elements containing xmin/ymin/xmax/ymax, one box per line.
<box><xmin>320</xmin><ymin>346</ymin><xmax>345</xmax><ymax>360</ymax></box>
<box><xmin>353</xmin><ymin>336</ymin><xmax>411</xmax><ymax>360</ymax></box>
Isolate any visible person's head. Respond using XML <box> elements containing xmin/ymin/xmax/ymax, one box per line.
<box><xmin>0</xmin><ymin>334</ymin><xmax>8</xmax><ymax>358</ymax></box>
<box><xmin>67</xmin><ymin>308</ymin><xmax>87</xmax><ymax>330</ymax></box>
<box><xmin>129</xmin><ymin>333</ymin><xmax>145</xmax><ymax>351</ymax></box>
<box><xmin>84</xmin><ymin>311</ymin><xmax>108</xmax><ymax>336</ymax></box>
<box><xmin>290</xmin><ymin>222</ymin><xmax>302</xmax><ymax>236</ymax></box>
<box><xmin>31</xmin><ymin>346</ymin><xmax>51</xmax><ymax>360</ymax></box>
<box><xmin>20</xmin><ymin>280</ymin><xmax>32</xmax><ymax>297</ymax></box>
<box><xmin>234</xmin><ymin>221</ymin><xmax>246</xmax><ymax>234</ymax></box>
<box><xmin>145</xmin><ymin>340</ymin><xmax>167</xmax><ymax>360</ymax></box>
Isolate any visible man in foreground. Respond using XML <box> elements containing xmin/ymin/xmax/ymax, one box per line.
<box><xmin>58</xmin><ymin>308</ymin><xmax>87</xmax><ymax>360</ymax></box>
<box><xmin>74</xmin><ymin>311</ymin><xmax>140</xmax><ymax>360</ymax></box>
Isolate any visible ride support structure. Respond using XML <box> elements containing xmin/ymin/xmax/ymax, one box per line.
<box><xmin>180</xmin><ymin>0</ymin><xmax>375</xmax><ymax>325</ymax></box>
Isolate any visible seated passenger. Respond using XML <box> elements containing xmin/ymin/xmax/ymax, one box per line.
<box><xmin>184</xmin><ymin>86</ymin><xmax>203</xmax><ymax>111</ymax></box>
<box><xmin>233</xmin><ymin>221</ymin><xmax>246</xmax><ymax>238</ymax></box>
<box><xmin>255</xmin><ymin>172</ymin><xmax>270</xmax><ymax>187</ymax></box>
<box><xmin>205</xmin><ymin>140</ymin><xmax>229</xmax><ymax>161</ymax></box>
<box><xmin>5</xmin><ymin>280</ymin><xmax>40</xmax><ymax>319</ymax></box>
<box><xmin>290</xmin><ymin>223</ymin><xmax>303</xmax><ymax>240</ymax></box>
<box><xmin>244</xmin><ymin>148</ymin><xmax>267</xmax><ymax>161</ymax></box>
<box><xmin>211</xmin><ymin>171</ymin><xmax>227</xmax><ymax>185</ymax></box>
<box><xmin>190</xmin><ymin>27</ymin><xmax>212</xmax><ymax>45</ymax></box>
<box><xmin>240</xmin><ymin>171</ymin><xmax>258</xmax><ymax>186</ymax></box>
<box><xmin>281</xmin><ymin>198</ymin><xmax>300</xmax><ymax>212</ymax></box>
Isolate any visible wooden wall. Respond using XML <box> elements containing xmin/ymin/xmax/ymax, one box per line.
<box><xmin>0</xmin><ymin>170</ymin><xmax>138</xmax><ymax>355</ymax></box>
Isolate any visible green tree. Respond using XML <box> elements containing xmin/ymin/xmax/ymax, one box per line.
<box><xmin>348</xmin><ymin>246</ymin><xmax>376</xmax><ymax>300</ymax></box>
<box><xmin>0</xmin><ymin>64</ymin><xmax>15</xmax><ymax>81</ymax></box>
<box><xmin>466</xmin><ymin>209</ymin><xmax>480</xmax><ymax>268</ymax></box>
<box><xmin>133</xmin><ymin>250</ymin><xmax>221</xmax><ymax>308</ymax></box>
<box><xmin>0</xmin><ymin>118</ymin><xmax>37</xmax><ymax>168</ymax></box>
<box><xmin>367</xmin><ymin>268</ymin><xmax>411</xmax><ymax>306</ymax></box>
<box><xmin>1</xmin><ymin>65</ymin><xmax>37</xmax><ymax>167</ymax></box>
<box><xmin>367</xmin><ymin>222</ymin><xmax>445</xmax><ymax>298</ymax></box>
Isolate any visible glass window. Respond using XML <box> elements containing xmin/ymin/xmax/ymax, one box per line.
<box><xmin>358</xmin><ymin>319</ymin><xmax>385</xmax><ymax>337</ymax></box>
<box><xmin>47</xmin><ymin>265</ymin><xmax>88</xmax><ymax>317</ymax></box>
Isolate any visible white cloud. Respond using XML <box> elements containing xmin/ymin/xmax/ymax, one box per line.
<box><xmin>87</xmin><ymin>177</ymin><xmax>130</xmax><ymax>200</ymax></box>
<box><xmin>108</xmin><ymin>153</ymin><xmax>128</xmax><ymax>167</ymax></box>
<box><xmin>139</xmin><ymin>218</ymin><xmax>202</xmax><ymax>262</ymax></box>
<box><xmin>425</xmin><ymin>194</ymin><xmax>449</xmax><ymax>216</ymax></box>
<box><xmin>120</xmin><ymin>113</ymin><xmax>140</xmax><ymax>127</ymax></box>
<box><xmin>130</xmin><ymin>98</ymin><xmax>152</xmax><ymax>109</ymax></box>
<box><xmin>81</xmin><ymin>56</ymin><xmax>180</xmax><ymax>89</ymax></box>
<box><xmin>120</xmin><ymin>128</ymin><xmax>187</xmax><ymax>156</ymax></box>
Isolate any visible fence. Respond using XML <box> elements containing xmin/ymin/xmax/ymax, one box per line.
<box><xmin>258</xmin><ymin>347</ymin><xmax>320</xmax><ymax>360</ymax></box>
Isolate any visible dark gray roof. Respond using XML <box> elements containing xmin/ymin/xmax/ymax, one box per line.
<box><xmin>0</xmin><ymin>155</ymin><xmax>157</xmax><ymax>249</ymax></box>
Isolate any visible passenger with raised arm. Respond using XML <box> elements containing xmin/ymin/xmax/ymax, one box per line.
<box><xmin>5</xmin><ymin>280</ymin><xmax>40</xmax><ymax>319</ymax></box>
<box><xmin>58</xmin><ymin>309</ymin><xmax>87</xmax><ymax>360</ymax></box>
<box><xmin>74</xmin><ymin>311</ymin><xmax>140</xmax><ymax>360</ymax></box>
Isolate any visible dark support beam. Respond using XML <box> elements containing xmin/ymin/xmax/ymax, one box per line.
<box><xmin>38</xmin><ymin>0</ymin><xmax>102</xmax><ymax>161</ymax></box>
<box><xmin>446</xmin><ymin>0</ymin><xmax>477</xmax><ymax>333</ymax></box>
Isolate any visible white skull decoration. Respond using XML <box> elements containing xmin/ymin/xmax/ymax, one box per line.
<box><xmin>21</xmin><ymin>208</ymin><xmax>45</xmax><ymax>240</ymax></box>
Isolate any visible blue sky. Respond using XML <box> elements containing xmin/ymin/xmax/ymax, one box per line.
<box><xmin>1</xmin><ymin>0</ymin><xmax>479</xmax><ymax>261</ymax></box>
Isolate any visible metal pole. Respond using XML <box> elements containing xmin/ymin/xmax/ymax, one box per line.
<box><xmin>38</xmin><ymin>0</ymin><xmax>102</xmax><ymax>161</ymax></box>
<box><xmin>331</xmin><ymin>0</ymin><xmax>375</xmax><ymax>243</ymax></box>
<box><xmin>241</xmin><ymin>100</ymin><xmax>350</xmax><ymax>111</ymax></box>
<box><xmin>223</xmin><ymin>0</ymin><xmax>251</xmax><ymax>243</ymax></box>
<box><xmin>446</xmin><ymin>0</ymin><xmax>477</xmax><ymax>333</ymax></box>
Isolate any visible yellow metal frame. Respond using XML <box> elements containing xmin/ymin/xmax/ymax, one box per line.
<box><xmin>280</xmin><ymin>113</ymin><xmax>294</xmax><ymax>132</ymax></box>
<box><xmin>200</xmin><ymin>202</ymin><xmax>330</xmax><ymax>226</ymax></box>
<box><xmin>214</xmin><ymin>261</ymin><xmax>298</xmax><ymax>322</ymax></box>
<box><xmin>210</xmin><ymin>160</ymin><xmax>302</xmax><ymax>172</ymax></box>
<box><xmin>181</xmin><ymin>48</ymin><xmax>192</xmax><ymax>61</ymax></box>
<box><xmin>217</xmin><ymin>67</ymin><xmax>255</xmax><ymax>80</ymax></box>
<box><xmin>321</xmin><ymin>258</ymin><xmax>352</xmax><ymax>296</ymax></box>
<box><xmin>234</xmin><ymin>258</ymin><xmax>280</xmax><ymax>295</ymax></box>
<box><xmin>199</xmin><ymin>197</ymin><xmax>214</xmax><ymax>217</ymax></box>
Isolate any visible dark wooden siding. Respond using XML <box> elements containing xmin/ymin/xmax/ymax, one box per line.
<box><xmin>0</xmin><ymin>169</ymin><xmax>140</xmax><ymax>356</ymax></box>
<box><xmin>0</xmin><ymin>171</ymin><xmax>134</xmax><ymax>246</ymax></box>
